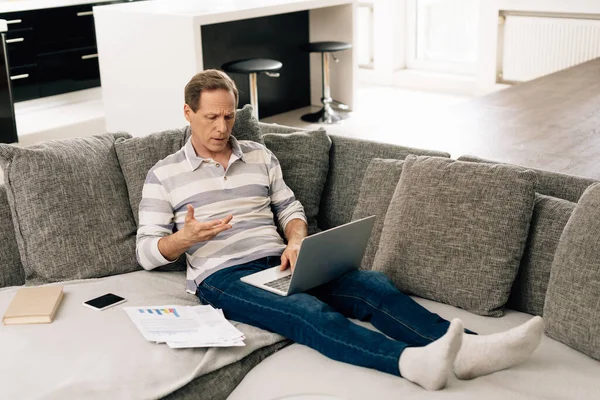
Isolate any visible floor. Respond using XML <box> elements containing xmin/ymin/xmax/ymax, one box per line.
<box><xmin>13</xmin><ymin>88</ymin><xmax>106</xmax><ymax>148</ymax></box>
<box><xmin>264</xmin><ymin>85</ymin><xmax>471</xmax><ymax>154</ymax></box>
<box><xmin>12</xmin><ymin>85</ymin><xmax>471</xmax><ymax>153</ymax></box>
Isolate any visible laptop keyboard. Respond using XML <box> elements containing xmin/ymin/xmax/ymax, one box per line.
<box><xmin>264</xmin><ymin>275</ymin><xmax>292</xmax><ymax>292</ymax></box>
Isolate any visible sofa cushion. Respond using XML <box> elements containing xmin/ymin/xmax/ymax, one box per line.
<box><xmin>0</xmin><ymin>270</ymin><xmax>287</xmax><ymax>399</ymax></box>
<box><xmin>0</xmin><ymin>185</ymin><xmax>24</xmax><ymax>288</ymax></box>
<box><xmin>0</xmin><ymin>133</ymin><xmax>139</xmax><ymax>282</ymax></box>
<box><xmin>229</xmin><ymin>297</ymin><xmax>600</xmax><ymax>400</ymax></box>
<box><xmin>214</xmin><ymin>104</ymin><xmax>263</xmax><ymax>144</ymax></box>
<box><xmin>351</xmin><ymin>158</ymin><xmax>404</xmax><ymax>270</ymax></box>
<box><xmin>114</xmin><ymin>127</ymin><xmax>190</xmax><ymax>272</ymax></box>
<box><xmin>372</xmin><ymin>156</ymin><xmax>537</xmax><ymax>316</ymax></box>
<box><xmin>544</xmin><ymin>182</ymin><xmax>600</xmax><ymax>360</ymax></box>
<box><xmin>115</xmin><ymin>127</ymin><xmax>189</xmax><ymax>225</ymax></box>
<box><xmin>507</xmin><ymin>194</ymin><xmax>575</xmax><ymax>316</ymax></box>
<box><xmin>457</xmin><ymin>155</ymin><xmax>597</xmax><ymax>202</ymax></box>
<box><xmin>319</xmin><ymin>135</ymin><xmax>451</xmax><ymax>230</ymax></box>
<box><xmin>258</xmin><ymin>122</ymin><xmax>309</xmax><ymax>135</ymax></box>
<box><xmin>185</xmin><ymin>104</ymin><xmax>263</xmax><ymax>144</ymax></box>
<box><xmin>262</xmin><ymin>129</ymin><xmax>331</xmax><ymax>235</ymax></box>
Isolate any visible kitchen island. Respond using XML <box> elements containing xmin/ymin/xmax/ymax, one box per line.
<box><xmin>94</xmin><ymin>0</ymin><xmax>356</xmax><ymax>136</ymax></box>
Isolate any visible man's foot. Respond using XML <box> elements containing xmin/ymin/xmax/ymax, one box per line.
<box><xmin>398</xmin><ymin>318</ymin><xmax>463</xmax><ymax>391</ymax></box>
<box><xmin>454</xmin><ymin>316</ymin><xmax>544</xmax><ymax>380</ymax></box>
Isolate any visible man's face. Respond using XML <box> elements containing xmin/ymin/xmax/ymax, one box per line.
<box><xmin>184</xmin><ymin>89</ymin><xmax>236</xmax><ymax>157</ymax></box>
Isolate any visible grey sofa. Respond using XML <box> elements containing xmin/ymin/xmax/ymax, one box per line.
<box><xmin>0</xmin><ymin>114</ymin><xmax>599</xmax><ymax>399</ymax></box>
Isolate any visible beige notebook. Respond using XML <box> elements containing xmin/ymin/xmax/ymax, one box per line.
<box><xmin>2</xmin><ymin>286</ymin><xmax>64</xmax><ymax>325</ymax></box>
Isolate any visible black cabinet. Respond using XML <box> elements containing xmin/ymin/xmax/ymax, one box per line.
<box><xmin>0</xmin><ymin>32</ymin><xmax>17</xmax><ymax>144</ymax></box>
<box><xmin>38</xmin><ymin>46</ymin><xmax>100</xmax><ymax>97</ymax></box>
<box><xmin>8</xmin><ymin>64</ymin><xmax>39</xmax><ymax>101</ymax></box>
<box><xmin>0</xmin><ymin>1</ymin><xmax>122</xmax><ymax>103</ymax></box>
<box><xmin>35</xmin><ymin>5</ymin><xmax>98</xmax><ymax>55</ymax></box>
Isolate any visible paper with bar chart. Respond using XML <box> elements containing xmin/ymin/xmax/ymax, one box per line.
<box><xmin>123</xmin><ymin>305</ymin><xmax>245</xmax><ymax>348</ymax></box>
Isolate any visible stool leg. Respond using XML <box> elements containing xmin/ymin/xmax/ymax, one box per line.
<box><xmin>322</xmin><ymin>52</ymin><xmax>331</xmax><ymax>104</ymax></box>
<box><xmin>249</xmin><ymin>72</ymin><xmax>259</xmax><ymax>119</ymax></box>
<box><xmin>301</xmin><ymin>52</ymin><xmax>348</xmax><ymax>124</ymax></box>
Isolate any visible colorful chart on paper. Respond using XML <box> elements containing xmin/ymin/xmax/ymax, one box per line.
<box><xmin>137</xmin><ymin>308</ymin><xmax>180</xmax><ymax>317</ymax></box>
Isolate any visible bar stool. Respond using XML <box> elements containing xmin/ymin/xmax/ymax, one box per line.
<box><xmin>221</xmin><ymin>58</ymin><xmax>282</xmax><ymax>120</ymax></box>
<box><xmin>300</xmin><ymin>41</ymin><xmax>352</xmax><ymax>124</ymax></box>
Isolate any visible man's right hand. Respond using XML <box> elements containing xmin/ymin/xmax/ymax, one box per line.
<box><xmin>181</xmin><ymin>204</ymin><xmax>233</xmax><ymax>245</ymax></box>
<box><xmin>158</xmin><ymin>205</ymin><xmax>233</xmax><ymax>261</ymax></box>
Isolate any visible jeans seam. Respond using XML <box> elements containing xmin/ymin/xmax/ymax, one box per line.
<box><xmin>328</xmin><ymin>293</ymin><xmax>439</xmax><ymax>342</ymax></box>
<box><xmin>202</xmin><ymin>282</ymin><xmax>400</xmax><ymax>363</ymax></box>
<box><xmin>197</xmin><ymin>288</ymin><xmax>218</xmax><ymax>309</ymax></box>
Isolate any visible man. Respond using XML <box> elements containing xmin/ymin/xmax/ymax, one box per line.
<box><xmin>136</xmin><ymin>69</ymin><xmax>544</xmax><ymax>391</ymax></box>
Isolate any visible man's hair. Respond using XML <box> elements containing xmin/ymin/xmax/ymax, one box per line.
<box><xmin>184</xmin><ymin>69</ymin><xmax>239</xmax><ymax>112</ymax></box>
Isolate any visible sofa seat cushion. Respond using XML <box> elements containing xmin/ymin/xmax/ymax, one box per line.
<box><xmin>0</xmin><ymin>271</ymin><xmax>285</xmax><ymax>399</ymax></box>
<box><xmin>0</xmin><ymin>133</ymin><xmax>139</xmax><ymax>282</ymax></box>
<box><xmin>544</xmin><ymin>182</ymin><xmax>600</xmax><ymax>360</ymax></box>
<box><xmin>373</xmin><ymin>156</ymin><xmax>537</xmax><ymax>316</ymax></box>
<box><xmin>262</xmin><ymin>129</ymin><xmax>331</xmax><ymax>235</ymax></box>
<box><xmin>229</xmin><ymin>297</ymin><xmax>600</xmax><ymax>400</ymax></box>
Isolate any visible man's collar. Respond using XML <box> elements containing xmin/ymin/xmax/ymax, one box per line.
<box><xmin>184</xmin><ymin>135</ymin><xmax>246</xmax><ymax>171</ymax></box>
<box><xmin>229</xmin><ymin>136</ymin><xmax>245</xmax><ymax>162</ymax></box>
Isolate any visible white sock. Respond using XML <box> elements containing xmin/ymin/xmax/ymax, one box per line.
<box><xmin>454</xmin><ymin>316</ymin><xmax>544</xmax><ymax>380</ymax></box>
<box><xmin>398</xmin><ymin>318</ymin><xmax>463</xmax><ymax>391</ymax></box>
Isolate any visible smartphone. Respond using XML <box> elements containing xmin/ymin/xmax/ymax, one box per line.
<box><xmin>83</xmin><ymin>293</ymin><xmax>126</xmax><ymax>311</ymax></box>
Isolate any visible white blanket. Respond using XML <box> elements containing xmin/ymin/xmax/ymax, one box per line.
<box><xmin>0</xmin><ymin>270</ymin><xmax>285</xmax><ymax>399</ymax></box>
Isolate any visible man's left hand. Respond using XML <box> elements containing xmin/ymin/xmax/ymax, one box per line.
<box><xmin>280</xmin><ymin>242</ymin><xmax>301</xmax><ymax>272</ymax></box>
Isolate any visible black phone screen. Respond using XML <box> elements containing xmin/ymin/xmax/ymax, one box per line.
<box><xmin>84</xmin><ymin>293</ymin><xmax>125</xmax><ymax>309</ymax></box>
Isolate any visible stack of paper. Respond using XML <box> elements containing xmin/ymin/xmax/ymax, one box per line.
<box><xmin>123</xmin><ymin>305</ymin><xmax>245</xmax><ymax>348</ymax></box>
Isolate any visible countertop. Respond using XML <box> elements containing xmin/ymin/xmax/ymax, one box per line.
<box><xmin>93</xmin><ymin>0</ymin><xmax>354</xmax><ymax>24</ymax></box>
<box><xmin>0</xmin><ymin>0</ymin><xmax>130</xmax><ymax>13</ymax></box>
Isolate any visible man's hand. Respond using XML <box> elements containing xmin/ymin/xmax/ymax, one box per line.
<box><xmin>181</xmin><ymin>204</ymin><xmax>233</xmax><ymax>245</ymax></box>
<box><xmin>280</xmin><ymin>241</ymin><xmax>301</xmax><ymax>272</ymax></box>
<box><xmin>158</xmin><ymin>205</ymin><xmax>232</xmax><ymax>261</ymax></box>
<box><xmin>279</xmin><ymin>218</ymin><xmax>307</xmax><ymax>272</ymax></box>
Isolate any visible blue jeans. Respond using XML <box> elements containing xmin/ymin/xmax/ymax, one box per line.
<box><xmin>197</xmin><ymin>256</ymin><xmax>453</xmax><ymax>377</ymax></box>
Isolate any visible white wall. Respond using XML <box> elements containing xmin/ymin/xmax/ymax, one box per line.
<box><xmin>358</xmin><ymin>0</ymin><xmax>406</xmax><ymax>85</ymax></box>
<box><xmin>477</xmin><ymin>0</ymin><xmax>600</xmax><ymax>94</ymax></box>
<box><xmin>360</xmin><ymin>0</ymin><xmax>600</xmax><ymax>95</ymax></box>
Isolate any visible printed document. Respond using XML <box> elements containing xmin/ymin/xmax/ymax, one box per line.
<box><xmin>124</xmin><ymin>305</ymin><xmax>245</xmax><ymax>348</ymax></box>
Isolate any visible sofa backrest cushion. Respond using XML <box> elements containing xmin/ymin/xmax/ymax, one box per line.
<box><xmin>457</xmin><ymin>155</ymin><xmax>597</xmax><ymax>202</ymax></box>
<box><xmin>0</xmin><ymin>184</ymin><xmax>24</xmax><ymax>288</ymax></box>
<box><xmin>372</xmin><ymin>156</ymin><xmax>537</xmax><ymax>317</ymax></box>
<box><xmin>319</xmin><ymin>135</ymin><xmax>451</xmax><ymax>230</ymax></box>
<box><xmin>115</xmin><ymin>127</ymin><xmax>189</xmax><ymax>225</ymax></box>
<box><xmin>114</xmin><ymin>127</ymin><xmax>190</xmax><ymax>272</ymax></box>
<box><xmin>544</xmin><ymin>183</ymin><xmax>600</xmax><ymax>361</ymax></box>
<box><xmin>262</xmin><ymin>129</ymin><xmax>331</xmax><ymax>235</ymax></box>
<box><xmin>228</xmin><ymin>104</ymin><xmax>264</xmax><ymax>144</ymax></box>
<box><xmin>351</xmin><ymin>158</ymin><xmax>404</xmax><ymax>270</ymax></box>
<box><xmin>116</xmin><ymin>107</ymin><xmax>262</xmax><ymax>225</ymax></box>
<box><xmin>258</xmin><ymin>122</ymin><xmax>308</xmax><ymax>135</ymax></box>
<box><xmin>0</xmin><ymin>133</ymin><xmax>139</xmax><ymax>282</ymax></box>
<box><xmin>507</xmin><ymin>194</ymin><xmax>575</xmax><ymax>316</ymax></box>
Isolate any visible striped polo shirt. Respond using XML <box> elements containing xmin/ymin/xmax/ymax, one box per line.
<box><xmin>136</xmin><ymin>135</ymin><xmax>306</xmax><ymax>293</ymax></box>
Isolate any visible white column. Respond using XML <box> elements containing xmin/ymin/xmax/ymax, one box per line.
<box><xmin>309</xmin><ymin>3</ymin><xmax>356</xmax><ymax>109</ymax></box>
<box><xmin>94</xmin><ymin>9</ymin><xmax>201</xmax><ymax>136</ymax></box>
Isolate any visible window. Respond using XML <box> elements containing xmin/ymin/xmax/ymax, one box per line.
<box><xmin>407</xmin><ymin>0</ymin><xmax>478</xmax><ymax>75</ymax></box>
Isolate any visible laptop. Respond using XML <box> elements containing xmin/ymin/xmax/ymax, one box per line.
<box><xmin>240</xmin><ymin>216</ymin><xmax>375</xmax><ymax>296</ymax></box>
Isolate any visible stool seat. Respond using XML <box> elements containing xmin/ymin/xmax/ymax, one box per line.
<box><xmin>222</xmin><ymin>58</ymin><xmax>283</xmax><ymax>74</ymax></box>
<box><xmin>299</xmin><ymin>41</ymin><xmax>352</xmax><ymax>53</ymax></box>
